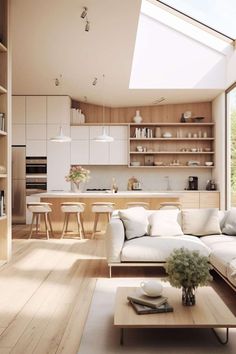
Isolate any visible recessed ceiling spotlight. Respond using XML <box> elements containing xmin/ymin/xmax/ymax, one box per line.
<box><xmin>92</xmin><ymin>77</ymin><xmax>97</xmax><ymax>86</ymax></box>
<box><xmin>153</xmin><ymin>97</ymin><xmax>166</xmax><ymax>105</ymax></box>
<box><xmin>81</xmin><ymin>6</ymin><xmax>88</xmax><ymax>19</ymax></box>
<box><xmin>85</xmin><ymin>20</ymin><xmax>90</xmax><ymax>32</ymax></box>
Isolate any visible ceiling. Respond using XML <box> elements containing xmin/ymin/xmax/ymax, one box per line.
<box><xmin>11</xmin><ymin>0</ymin><xmax>224</xmax><ymax>107</ymax></box>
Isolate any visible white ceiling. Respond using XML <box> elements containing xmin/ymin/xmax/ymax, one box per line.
<box><xmin>11</xmin><ymin>0</ymin><xmax>224</xmax><ymax>107</ymax></box>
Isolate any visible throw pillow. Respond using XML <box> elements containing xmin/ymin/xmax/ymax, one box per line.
<box><xmin>222</xmin><ymin>208</ymin><xmax>236</xmax><ymax>235</ymax></box>
<box><xmin>149</xmin><ymin>209</ymin><xmax>183</xmax><ymax>236</ymax></box>
<box><xmin>182</xmin><ymin>208</ymin><xmax>221</xmax><ymax>236</ymax></box>
<box><xmin>119</xmin><ymin>207</ymin><xmax>149</xmax><ymax>240</ymax></box>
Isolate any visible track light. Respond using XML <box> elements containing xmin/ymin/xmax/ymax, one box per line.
<box><xmin>85</xmin><ymin>20</ymin><xmax>90</xmax><ymax>32</ymax></box>
<box><xmin>81</xmin><ymin>7</ymin><xmax>87</xmax><ymax>19</ymax></box>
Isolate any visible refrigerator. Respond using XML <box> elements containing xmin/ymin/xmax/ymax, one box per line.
<box><xmin>12</xmin><ymin>146</ymin><xmax>26</xmax><ymax>224</ymax></box>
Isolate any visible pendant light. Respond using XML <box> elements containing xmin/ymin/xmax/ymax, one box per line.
<box><xmin>50</xmin><ymin>126</ymin><xmax>71</xmax><ymax>143</ymax></box>
<box><xmin>94</xmin><ymin>74</ymin><xmax>114</xmax><ymax>142</ymax></box>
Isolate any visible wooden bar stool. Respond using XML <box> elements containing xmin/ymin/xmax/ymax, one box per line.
<box><xmin>27</xmin><ymin>202</ymin><xmax>54</xmax><ymax>240</ymax></box>
<box><xmin>126</xmin><ymin>202</ymin><xmax>150</xmax><ymax>209</ymax></box>
<box><xmin>159</xmin><ymin>202</ymin><xmax>182</xmax><ymax>210</ymax></box>
<box><xmin>60</xmin><ymin>202</ymin><xmax>85</xmax><ymax>239</ymax></box>
<box><xmin>91</xmin><ymin>202</ymin><xmax>115</xmax><ymax>239</ymax></box>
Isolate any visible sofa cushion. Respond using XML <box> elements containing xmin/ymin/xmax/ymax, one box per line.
<box><xmin>227</xmin><ymin>259</ymin><xmax>236</xmax><ymax>287</ymax></box>
<box><xmin>149</xmin><ymin>209</ymin><xmax>183</xmax><ymax>236</ymax></box>
<box><xmin>121</xmin><ymin>235</ymin><xmax>210</xmax><ymax>262</ymax></box>
<box><xmin>201</xmin><ymin>235</ymin><xmax>236</xmax><ymax>277</ymax></box>
<box><xmin>182</xmin><ymin>208</ymin><xmax>221</xmax><ymax>236</ymax></box>
<box><xmin>118</xmin><ymin>207</ymin><xmax>149</xmax><ymax>240</ymax></box>
<box><xmin>222</xmin><ymin>208</ymin><xmax>236</xmax><ymax>235</ymax></box>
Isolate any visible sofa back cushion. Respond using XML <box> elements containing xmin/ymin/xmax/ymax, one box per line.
<box><xmin>222</xmin><ymin>208</ymin><xmax>236</xmax><ymax>235</ymax></box>
<box><xmin>182</xmin><ymin>208</ymin><xmax>221</xmax><ymax>236</ymax></box>
<box><xmin>118</xmin><ymin>207</ymin><xmax>149</xmax><ymax>240</ymax></box>
<box><xmin>149</xmin><ymin>209</ymin><xmax>183</xmax><ymax>236</ymax></box>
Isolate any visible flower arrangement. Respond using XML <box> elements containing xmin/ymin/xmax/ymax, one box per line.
<box><xmin>65</xmin><ymin>165</ymin><xmax>90</xmax><ymax>184</ymax></box>
<box><xmin>164</xmin><ymin>248</ymin><xmax>212</xmax><ymax>305</ymax></box>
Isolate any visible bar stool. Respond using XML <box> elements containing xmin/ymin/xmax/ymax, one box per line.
<box><xmin>159</xmin><ymin>202</ymin><xmax>182</xmax><ymax>210</ymax></box>
<box><xmin>91</xmin><ymin>202</ymin><xmax>115</xmax><ymax>239</ymax></box>
<box><xmin>27</xmin><ymin>202</ymin><xmax>54</xmax><ymax>239</ymax></box>
<box><xmin>126</xmin><ymin>202</ymin><xmax>150</xmax><ymax>209</ymax></box>
<box><xmin>60</xmin><ymin>202</ymin><xmax>85</xmax><ymax>239</ymax></box>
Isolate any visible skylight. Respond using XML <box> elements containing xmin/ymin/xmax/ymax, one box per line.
<box><xmin>159</xmin><ymin>0</ymin><xmax>236</xmax><ymax>40</ymax></box>
<box><xmin>142</xmin><ymin>0</ymin><xmax>231</xmax><ymax>53</ymax></box>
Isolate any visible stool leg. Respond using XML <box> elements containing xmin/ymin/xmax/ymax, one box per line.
<box><xmin>35</xmin><ymin>214</ymin><xmax>40</xmax><ymax>236</ymax></box>
<box><xmin>44</xmin><ymin>213</ymin><xmax>50</xmax><ymax>240</ymax></box>
<box><xmin>61</xmin><ymin>213</ymin><xmax>68</xmax><ymax>239</ymax></box>
<box><xmin>107</xmin><ymin>212</ymin><xmax>111</xmax><ymax>222</ymax></box>
<box><xmin>92</xmin><ymin>213</ymin><xmax>100</xmax><ymax>239</ymax></box>
<box><xmin>47</xmin><ymin>213</ymin><xmax>54</xmax><ymax>237</ymax></box>
<box><xmin>80</xmin><ymin>214</ymin><xmax>86</xmax><ymax>238</ymax></box>
<box><xmin>65</xmin><ymin>213</ymin><xmax>70</xmax><ymax>234</ymax></box>
<box><xmin>29</xmin><ymin>213</ymin><xmax>36</xmax><ymax>239</ymax></box>
<box><xmin>76</xmin><ymin>213</ymin><xmax>83</xmax><ymax>239</ymax></box>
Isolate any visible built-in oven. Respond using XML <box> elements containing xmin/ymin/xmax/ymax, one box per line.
<box><xmin>26</xmin><ymin>157</ymin><xmax>47</xmax><ymax>175</ymax></box>
<box><xmin>26</xmin><ymin>177</ymin><xmax>47</xmax><ymax>196</ymax></box>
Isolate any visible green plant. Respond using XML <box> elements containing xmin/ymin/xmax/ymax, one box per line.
<box><xmin>65</xmin><ymin>165</ymin><xmax>90</xmax><ymax>183</ymax></box>
<box><xmin>164</xmin><ymin>248</ymin><xmax>212</xmax><ymax>289</ymax></box>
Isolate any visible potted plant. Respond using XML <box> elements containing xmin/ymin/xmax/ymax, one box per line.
<box><xmin>65</xmin><ymin>165</ymin><xmax>90</xmax><ymax>192</ymax></box>
<box><xmin>164</xmin><ymin>248</ymin><xmax>212</xmax><ymax>306</ymax></box>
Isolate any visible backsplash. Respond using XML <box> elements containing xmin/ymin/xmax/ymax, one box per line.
<box><xmin>82</xmin><ymin>166</ymin><xmax>213</xmax><ymax>191</ymax></box>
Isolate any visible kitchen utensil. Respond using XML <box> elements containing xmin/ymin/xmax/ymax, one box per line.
<box><xmin>205</xmin><ymin>161</ymin><xmax>213</xmax><ymax>166</ymax></box>
<box><xmin>162</xmin><ymin>132</ymin><xmax>172</xmax><ymax>138</ymax></box>
<box><xmin>188</xmin><ymin>176</ymin><xmax>198</xmax><ymax>190</ymax></box>
<box><xmin>131</xmin><ymin>161</ymin><xmax>141</xmax><ymax>166</ymax></box>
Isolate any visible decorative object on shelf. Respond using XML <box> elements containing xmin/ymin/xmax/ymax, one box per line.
<box><xmin>65</xmin><ymin>165</ymin><xmax>90</xmax><ymax>192</ymax></box>
<box><xmin>164</xmin><ymin>248</ymin><xmax>212</xmax><ymax>306</ymax></box>
<box><xmin>50</xmin><ymin>126</ymin><xmax>71</xmax><ymax>143</ymax></box>
<box><xmin>133</xmin><ymin>110</ymin><xmax>143</xmax><ymax>123</ymax></box>
<box><xmin>192</xmin><ymin>116</ymin><xmax>205</xmax><ymax>122</ymax></box>
<box><xmin>134</xmin><ymin>127</ymin><xmax>152</xmax><ymax>138</ymax></box>
<box><xmin>180</xmin><ymin>113</ymin><xmax>186</xmax><ymax>123</ymax></box>
<box><xmin>184</xmin><ymin>111</ymin><xmax>192</xmax><ymax>119</ymax></box>
<box><xmin>162</xmin><ymin>132</ymin><xmax>172</xmax><ymax>138</ymax></box>
<box><xmin>0</xmin><ymin>112</ymin><xmax>5</xmax><ymax>131</ymax></box>
<box><xmin>136</xmin><ymin>145</ymin><xmax>143</xmax><ymax>152</ymax></box>
<box><xmin>144</xmin><ymin>155</ymin><xmax>154</xmax><ymax>166</ymax></box>
<box><xmin>205</xmin><ymin>161</ymin><xmax>213</xmax><ymax>166</ymax></box>
<box><xmin>0</xmin><ymin>165</ymin><xmax>6</xmax><ymax>174</ymax></box>
<box><xmin>94</xmin><ymin>74</ymin><xmax>114</xmax><ymax>142</ymax></box>
<box><xmin>155</xmin><ymin>127</ymin><xmax>161</xmax><ymax>138</ymax></box>
<box><xmin>130</xmin><ymin>161</ymin><xmax>141</xmax><ymax>167</ymax></box>
<box><xmin>187</xmin><ymin>160</ymin><xmax>200</xmax><ymax>166</ymax></box>
<box><xmin>203</xmin><ymin>131</ymin><xmax>208</xmax><ymax>138</ymax></box>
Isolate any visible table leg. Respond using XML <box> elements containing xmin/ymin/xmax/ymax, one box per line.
<box><xmin>212</xmin><ymin>328</ymin><xmax>229</xmax><ymax>344</ymax></box>
<box><xmin>120</xmin><ymin>328</ymin><xmax>124</xmax><ymax>346</ymax></box>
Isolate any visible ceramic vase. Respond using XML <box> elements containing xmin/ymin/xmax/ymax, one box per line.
<box><xmin>133</xmin><ymin>110</ymin><xmax>142</xmax><ymax>123</ymax></box>
<box><xmin>71</xmin><ymin>181</ymin><xmax>82</xmax><ymax>193</ymax></box>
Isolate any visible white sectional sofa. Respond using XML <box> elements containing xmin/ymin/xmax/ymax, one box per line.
<box><xmin>105</xmin><ymin>207</ymin><xmax>236</xmax><ymax>290</ymax></box>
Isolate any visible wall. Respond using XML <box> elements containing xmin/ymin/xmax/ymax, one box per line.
<box><xmin>212</xmin><ymin>92</ymin><xmax>225</xmax><ymax>209</ymax></box>
<box><xmin>227</xmin><ymin>50</ymin><xmax>236</xmax><ymax>87</ymax></box>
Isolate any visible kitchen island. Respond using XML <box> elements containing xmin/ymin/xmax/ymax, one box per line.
<box><xmin>27</xmin><ymin>190</ymin><xmax>220</xmax><ymax>236</ymax></box>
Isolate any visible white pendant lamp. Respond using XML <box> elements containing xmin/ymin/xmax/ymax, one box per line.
<box><xmin>50</xmin><ymin>126</ymin><xmax>71</xmax><ymax>143</ymax></box>
<box><xmin>94</xmin><ymin>74</ymin><xmax>114</xmax><ymax>143</ymax></box>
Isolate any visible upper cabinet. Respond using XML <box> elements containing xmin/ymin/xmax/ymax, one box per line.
<box><xmin>26</xmin><ymin>96</ymin><xmax>47</xmax><ymax>124</ymax></box>
<box><xmin>47</xmin><ymin>96</ymin><xmax>71</xmax><ymax>124</ymax></box>
<box><xmin>12</xmin><ymin>96</ymin><xmax>25</xmax><ymax>124</ymax></box>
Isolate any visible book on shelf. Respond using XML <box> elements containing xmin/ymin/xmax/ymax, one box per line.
<box><xmin>127</xmin><ymin>292</ymin><xmax>168</xmax><ymax>309</ymax></box>
<box><xmin>129</xmin><ymin>299</ymin><xmax>174</xmax><ymax>315</ymax></box>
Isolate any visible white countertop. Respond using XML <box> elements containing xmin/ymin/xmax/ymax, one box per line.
<box><xmin>30</xmin><ymin>190</ymin><xmax>218</xmax><ymax>198</ymax></box>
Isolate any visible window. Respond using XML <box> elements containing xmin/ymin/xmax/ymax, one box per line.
<box><xmin>226</xmin><ymin>84</ymin><xmax>236</xmax><ymax>207</ymax></box>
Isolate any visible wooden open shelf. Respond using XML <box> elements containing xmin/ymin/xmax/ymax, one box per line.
<box><xmin>0</xmin><ymin>85</ymin><xmax>7</xmax><ymax>94</ymax></box>
<box><xmin>129</xmin><ymin>165</ymin><xmax>214</xmax><ymax>169</ymax></box>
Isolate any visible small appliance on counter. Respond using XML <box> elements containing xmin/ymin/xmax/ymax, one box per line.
<box><xmin>188</xmin><ymin>176</ymin><xmax>198</xmax><ymax>190</ymax></box>
<box><xmin>206</xmin><ymin>180</ymin><xmax>217</xmax><ymax>191</ymax></box>
<box><xmin>127</xmin><ymin>177</ymin><xmax>142</xmax><ymax>191</ymax></box>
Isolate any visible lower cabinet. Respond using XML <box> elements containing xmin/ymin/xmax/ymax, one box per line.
<box><xmin>180</xmin><ymin>192</ymin><xmax>220</xmax><ymax>209</ymax></box>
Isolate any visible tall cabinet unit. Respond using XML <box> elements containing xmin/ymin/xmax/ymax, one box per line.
<box><xmin>0</xmin><ymin>0</ymin><xmax>11</xmax><ymax>263</ymax></box>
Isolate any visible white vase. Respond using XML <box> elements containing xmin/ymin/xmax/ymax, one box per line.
<box><xmin>133</xmin><ymin>110</ymin><xmax>142</xmax><ymax>123</ymax></box>
<box><xmin>71</xmin><ymin>181</ymin><xmax>82</xmax><ymax>193</ymax></box>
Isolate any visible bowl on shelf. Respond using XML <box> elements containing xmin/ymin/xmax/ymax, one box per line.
<box><xmin>162</xmin><ymin>132</ymin><xmax>172</xmax><ymax>138</ymax></box>
<box><xmin>192</xmin><ymin>117</ymin><xmax>205</xmax><ymax>122</ymax></box>
<box><xmin>205</xmin><ymin>161</ymin><xmax>214</xmax><ymax>166</ymax></box>
<box><xmin>131</xmin><ymin>161</ymin><xmax>141</xmax><ymax>167</ymax></box>
<box><xmin>190</xmin><ymin>148</ymin><xmax>197</xmax><ymax>152</ymax></box>
<box><xmin>204</xmin><ymin>148</ymin><xmax>211</xmax><ymax>152</ymax></box>
<box><xmin>154</xmin><ymin>161</ymin><xmax>163</xmax><ymax>166</ymax></box>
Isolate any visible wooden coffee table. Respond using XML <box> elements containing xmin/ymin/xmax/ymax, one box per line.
<box><xmin>114</xmin><ymin>286</ymin><xmax>236</xmax><ymax>345</ymax></box>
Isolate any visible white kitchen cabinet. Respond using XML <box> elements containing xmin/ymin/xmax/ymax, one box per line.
<box><xmin>26</xmin><ymin>124</ymin><xmax>47</xmax><ymax>140</ymax></box>
<box><xmin>26</xmin><ymin>96</ymin><xmax>47</xmax><ymax>124</ymax></box>
<box><xmin>47</xmin><ymin>141</ymin><xmax>71</xmax><ymax>191</ymax></box>
<box><xmin>26</xmin><ymin>141</ymin><xmax>47</xmax><ymax>157</ymax></box>
<box><xmin>89</xmin><ymin>140</ymin><xmax>110</xmax><ymax>164</ymax></box>
<box><xmin>110</xmin><ymin>125</ymin><xmax>128</xmax><ymax>140</ymax></box>
<box><xmin>110</xmin><ymin>140</ymin><xmax>128</xmax><ymax>165</ymax></box>
<box><xmin>12</xmin><ymin>96</ymin><xmax>26</xmax><ymax>124</ymax></box>
<box><xmin>12</xmin><ymin>124</ymin><xmax>26</xmax><ymax>145</ymax></box>
<box><xmin>70</xmin><ymin>126</ymin><xmax>89</xmax><ymax>164</ymax></box>
<box><xmin>47</xmin><ymin>96</ymin><xmax>71</xmax><ymax>124</ymax></box>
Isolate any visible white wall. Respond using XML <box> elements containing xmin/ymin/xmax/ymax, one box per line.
<box><xmin>227</xmin><ymin>50</ymin><xmax>236</xmax><ymax>87</ymax></box>
<box><xmin>212</xmin><ymin>92</ymin><xmax>225</xmax><ymax>209</ymax></box>
<box><xmin>82</xmin><ymin>166</ymin><xmax>211</xmax><ymax>191</ymax></box>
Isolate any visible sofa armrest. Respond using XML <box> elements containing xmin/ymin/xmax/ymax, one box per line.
<box><xmin>105</xmin><ymin>218</ymin><xmax>125</xmax><ymax>263</ymax></box>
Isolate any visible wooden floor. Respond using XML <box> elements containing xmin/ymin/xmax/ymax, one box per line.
<box><xmin>0</xmin><ymin>226</ymin><xmax>234</xmax><ymax>354</ymax></box>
